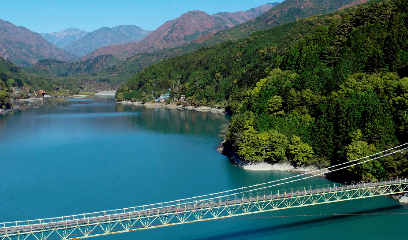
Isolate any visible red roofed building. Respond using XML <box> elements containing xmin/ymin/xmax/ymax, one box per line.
<box><xmin>38</xmin><ymin>90</ymin><xmax>46</xmax><ymax>97</ymax></box>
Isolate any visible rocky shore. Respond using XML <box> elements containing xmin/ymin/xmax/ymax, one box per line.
<box><xmin>392</xmin><ymin>193</ymin><xmax>408</xmax><ymax>203</ymax></box>
<box><xmin>118</xmin><ymin>101</ymin><xmax>226</xmax><ymax>113</ymax></box>
<box><xmin>1</xmin><ymin>98</ymin><xmax>43</xmax><ymax>115</ymax></box>
<box><xmin>0</xmin><ymin>108</ymin><xmax>15</xmax><ymax>115</ymax></box>
<box><xmin>217</xmin><ymin>140</ymin><xmax>318</xmax><ymax>173</ymax></box>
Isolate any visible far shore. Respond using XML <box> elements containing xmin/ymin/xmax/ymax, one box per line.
<box><xmin>117</xmin><ymin>101</ymin><xmax>226</xmax><ymax>113</ymax></box>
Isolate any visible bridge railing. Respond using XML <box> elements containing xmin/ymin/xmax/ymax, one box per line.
<box><xmin>1</xmin><ymin>142</ymin><xmax>408</xmax><ymax>231</ymax></box>
<box><xmin>2</xmin><ymin>177</ymin><xmax>407</xmax><ymax>231</ymax></box>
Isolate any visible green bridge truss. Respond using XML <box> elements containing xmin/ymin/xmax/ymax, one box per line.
<box><xmin>1</xmin><ymin>179</ymin><xmax>407</xmax><ymax>240</ymax></box>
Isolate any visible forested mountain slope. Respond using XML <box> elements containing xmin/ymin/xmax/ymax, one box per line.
<box><xmin>0</xmin><ymin>56</ymin><xmax>116</xmax><ymax>110</ymax></box>
<box><xmin>25</xmin><ymin>55</ymin><xmax>121</xmax><ymax>78</ymax></box>
<box><xmin>0</xmin><ymin>57</ymin><xmax>72</xmax><ymax>109</ymax></box>
<box><xmin>26</xmin><ymin>0</ymin><xmax>364</xmax><ymax>86</ymax></box>
<box><xmin>116</xmin><ymin>2</ymin><xmax>370</xmax><ymax>103</ymax></box>
<box><xmin>118</xmin><ymin>0</ymin><xmax>408</xmax><ymax>180</ymax></box>
<box><xmin>196</xmin><ymin>0</ymin><xmax>370</xmax><ymax>46</ymax></box>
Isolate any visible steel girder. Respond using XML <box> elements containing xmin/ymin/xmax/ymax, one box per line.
<box><xmin>1</xmin><ymin>179</ymin><xmax>407</xmax><ymax>240</ymax></box>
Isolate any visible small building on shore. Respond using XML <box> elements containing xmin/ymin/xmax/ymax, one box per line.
<box><xmin>37</xmin><ymin>90</ymin><xmax>47</xmax><ymax>97</ymax></box>
<box><xmin>156</xmin><ymin>92</ymin><xmax>170</xmax><ymax>102</ymax></box>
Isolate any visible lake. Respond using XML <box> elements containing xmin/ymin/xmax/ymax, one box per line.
<box><xmin>1</xmin><ymin>98</ymin><xmax>407</xmax><ymax>239</ymax></box>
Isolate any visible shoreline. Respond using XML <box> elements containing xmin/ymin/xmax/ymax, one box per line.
<box><xmin>117</xmin><ymin>101</ymin><xmax>226</xmax><ymax>113</ymax></box>
<box><xmin>2</xmin><ymin>97</ymin><xmax>98</xmax><ymax>116</ymax></box>
<box><xmin>217</xmin><ymin>140</ymin><xmax>318</xmax><ymax>173</ymax></box>
<box><xmin>217</xmin><ymin>141</ymin><xmax>408</xmax><ymax>204</ymax></box>
<box><xmin>1</xmin><ymin>98</ymin><xmax>44</xmax><ymax>116</ymax></box>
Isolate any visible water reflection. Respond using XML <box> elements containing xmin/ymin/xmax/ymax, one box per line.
<box><xmin>116</xmin><ymin>104</ymin><xmax>229</xmax><ymax>136</ymax></box>
<box><xmin>2</xmin><ymin>99</ymin><xmax>407</xmax><ymax>240</ymax></box>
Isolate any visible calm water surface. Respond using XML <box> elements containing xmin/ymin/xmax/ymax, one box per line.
<box><xmin>1</xmin><ymin>98</ymin><xmax>407</xmax><ymax>239</ymax></box>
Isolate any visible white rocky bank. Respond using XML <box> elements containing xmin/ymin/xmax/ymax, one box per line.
<box><xmin>217</xmin><ymin>141</ymin><xmax>317</xmax><ymax>173</ymax></box>
<box><xmin>241</xmin><ymin>161</ymin><xmax>317</xmax><ymax>172</ymax></box>
<box><xmin>399</xmin><ymin>194</ymin><xmax>408</xmax><ymax>203</ymax></box>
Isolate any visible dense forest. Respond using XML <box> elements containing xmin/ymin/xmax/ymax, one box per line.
<box><xmin>226</xmin><ymin>0</ymin><xmax>408</xmax><ymax>180</ymax></box>
<box><xmin>118</xmin><ymin>0</ymin><xmax>408</xmax><ymax>180</ymax></box>
<box><xmin>116</xmin><ymin>0</ymin><xmax>373</xmax><ymax>103</ymax></box>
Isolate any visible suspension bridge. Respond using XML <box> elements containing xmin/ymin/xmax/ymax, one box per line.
<box><xmin>2</xmin><ymin>143</ymin><xmax>408</xmax><ymax>240</ymax></box>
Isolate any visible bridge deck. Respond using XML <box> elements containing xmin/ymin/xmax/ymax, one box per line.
<box><xmin>1</xmin><ymin>179</ymin><xmax>406</xmax><ymax>236</ymax></box>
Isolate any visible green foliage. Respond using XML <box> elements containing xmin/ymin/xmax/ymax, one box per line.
<box><xmin>7</xmin><ymin>78</ymin><xmax>15</xmax><ymax>88</ymax></box>
<box><xmin>228</xmin><ymin>67</ymin><xmax>405</xmax><ymax>177</ymax></box>
<box><xmin>224</xmin><ymin>0</ymin><xmax>408</xmax><ymax>180</ymax></box>
<box><xmin>268</xmin><ymin>96</ymin><xmax>284</xmax><ymax>116</ymax></box>
<box><xmin>0</xmin><ymin>57</ymin><xmax>109</xmax><ymax>106</ymax></box>
<box><xmin>193</xmin><ymin>0</ymin><xmax>367</xmax><ymax>46</ymax></box>
<box><xmin>288</xmin><ymin>135</ymin><xmax>314</xmax><ymax>165</ymax></box>
<box><xmin>232</xmin><ymin>117</ymin><xmax>291</xmax><ymax>162</ymax></box>
<box><xmin>266</xmin><ymin>130</ymin><xmax>290</xmax><ymax>162</ymax></box>
<box><xmin>345</xmin><ymin>139</ymin><xmax>384</xmax><ymax>180</ymax></box>
<box><xmin>0</xmin><ymin>90</ymin><xmax>9</xmax><ymax>109</ymax></box>
<box><xmin>116</xmin><ymin>11</ymin><xmax>346</xmax><ymax>103</ymax></box>
<box><xmin>117</xmin><ymin>0</ymin><xmax>386</xmax><ymax>104</ymax></box>
<box><xmin>113</xmin><ymin>0</ymin><xmax>408</xmax><ymax>179</ymax></box>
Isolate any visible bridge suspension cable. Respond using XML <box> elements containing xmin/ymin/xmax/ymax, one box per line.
<box><xmin>156</xmin><ymin>142</ymin><xmax>408</xmax><ymax>207</ymax></box>
<box><xmin>219</xmin><ymin>143</ymin><xmax>408</xmax><ymax>197</ymax></box>
<box><xmin>1</xmin><ymin>144</ymin><xmax>408</xmax><ymax>240</ymax></box>
<box><xmin>190</xmin><ymin>142</ymin><xmax>408</xmax><ymax>203</ymax></box>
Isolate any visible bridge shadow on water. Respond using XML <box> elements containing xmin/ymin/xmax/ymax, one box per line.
<box><xmin>191</xmin><ymin>205</ymin><xmax>402</xmax><ymax>240</ymax></box>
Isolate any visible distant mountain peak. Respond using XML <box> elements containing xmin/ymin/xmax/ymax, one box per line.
<box><xmin>40</xmin><ymin>28</ymin><xmax>88</xmax><ymax>48</ymax></box>
<box><xmin>61</xmin><ymin>25</ymin><xmax>151</xmax><ymax>57</ymax></box>
<box><xmin>81</xmin><ymin>3</ymin><xmax>278</xmax><ymax>61</ymax></box>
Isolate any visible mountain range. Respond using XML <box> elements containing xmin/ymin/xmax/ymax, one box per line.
<box><xmin>0</xmin><ymin>19</ymin><xmax>77</xmax><ymax>66</ymax></box>
<box><xmin>3</xmin><ymin>0</ymin><xmax>371</xmax><ymax>75</ymax></box>
<box><xmin>25</xmin><ymin>0</ymin><xmax>370</xmax><ymax>85</ymax></box>
<box><xmin>76</xmin><ymin>0</ymin><xmax>367</xmax><ymax>76</ymax></box>
<box><xmin>40</xmin><ymin>28</ymin><xmax>88</xmax><ymax>48</ymax></box>
<box><xmin>61</xmin><ymin>25</ymin><xmax>151</xmax><ymax>57</ymax></box>
<box><xmin>0</xmin><ymin>3</ymin><xmax>276</xmax><ymax>66</ymax></box>
<box><xmin>81</xmin><ymin>3</ymin><xmax>278</xmax><ymax>60</ymax></box>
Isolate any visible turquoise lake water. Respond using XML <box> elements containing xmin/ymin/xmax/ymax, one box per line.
<box><xmin>1</xmin><ymin>98</ymin><xmax>407</xmax><ymax>239</ymax></box>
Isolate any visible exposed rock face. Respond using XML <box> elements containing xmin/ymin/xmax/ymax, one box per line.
<box><xmin>338</xmin><ymin>0</ymin><xmax>370</xmax><ymax>10</ymax></box>
<box><xmin>40</xmin><ymin>28</ymin><xmax>88</xmax><ymax>48</ymax></box>
<box><xmin>0</xmin><ymin>19</ymin><xmax>78</xmax><ymax>66</ymax></box>
<box><xmin>399</xmin><ymin>194</ymin><xmax>408</xmax><ymax>203</ymax></box>
<box><xmin>81</xmin><ymin>3</ymin><xmax>278</xmax><ymax>61</ymax></box>
<box><xmin>213</xmin><ymin>3</ymin><xmax>280</xmax><ymax>27</ymax></box>
<box><xmin>62</xmin><ymin>25</ymin><xmax>151</xmax><ymax>57</ymax></box>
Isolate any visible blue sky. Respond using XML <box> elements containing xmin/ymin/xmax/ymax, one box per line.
<box><xmin>0</xmin><ymin>0</ymin><xmax>282</xmax><ymax>33</ymax></box>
